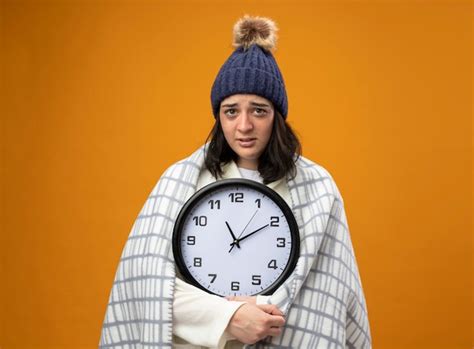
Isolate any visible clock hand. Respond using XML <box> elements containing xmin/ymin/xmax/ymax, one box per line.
<box><xmin>236</xmin><ymin>209</ymin><xmax>259</xmax><ymax>239</ymax></box>
<box><xmin>229</xmin><ymin>209</ymin><xmax>259</xmax><ymax>253</ymax></box>
<box><xmin>231</xmin><ymin>224</ymin><xmax>270</xmax><ymax>246</ymax></box>
<box><xmin>225</xmin><ymin>221</ymin><xmax>240</xmax><ymax>249</ymax></box>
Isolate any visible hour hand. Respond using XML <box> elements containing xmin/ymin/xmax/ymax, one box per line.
<box><xmin>225</xmin><ymin>221</ymin><xmax>240</xmax><ymax>249</ymax></box>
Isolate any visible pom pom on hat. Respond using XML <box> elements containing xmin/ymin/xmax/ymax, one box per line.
<box><xmin>232</xmin><ymin>15</ymin><xmax>278</xmax><ymax>52</ymax></box>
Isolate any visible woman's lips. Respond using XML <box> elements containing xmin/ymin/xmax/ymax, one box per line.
<box><xmin>237</xmin><ymin>138</ymin><xmax>256</xmax><ymax>147</ymax></box>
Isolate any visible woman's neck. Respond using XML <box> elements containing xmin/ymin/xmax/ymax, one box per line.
<box><xmin>237</xmin><ymin>158</ymin><xmax>258</xmax><ymax>170</ymax></box>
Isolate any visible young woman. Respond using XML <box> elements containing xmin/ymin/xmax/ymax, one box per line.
<box><xmin>99</xmin><ymin>15</ymin><xmax>372</xmax><ymax>349</ymax></box>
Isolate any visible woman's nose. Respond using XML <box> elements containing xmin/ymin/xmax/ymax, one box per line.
<box><xmin>237</xmin><ymin>111</ymin><xmax>254</xmax><ymax>132</ymax></box>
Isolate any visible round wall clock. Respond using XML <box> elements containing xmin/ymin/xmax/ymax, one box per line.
<box><xmin>172</xmin><ymin>178</ymin><xmax>299</xmax><ymax>297</ymax></box>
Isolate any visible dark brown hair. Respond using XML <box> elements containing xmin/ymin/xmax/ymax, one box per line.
<box><xmin>204</xmin><ymin>110</ymin><xmax>302</xmax><ymax>184</ymax></box>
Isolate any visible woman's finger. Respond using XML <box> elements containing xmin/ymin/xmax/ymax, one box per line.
<box><xmin>267</xmin><ymin>327</ymin><xmax>283</xmax><ymax>337</ymax></box>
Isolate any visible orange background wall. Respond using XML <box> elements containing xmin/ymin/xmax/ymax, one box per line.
<box><xmin>1</xmin><ymin>1</ymin><xmax>472</xmax><ymax>348</ymax></box>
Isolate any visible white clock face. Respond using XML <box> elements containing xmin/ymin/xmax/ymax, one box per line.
<box><xmin>173</xmin><ymin>179</ymin><xmax>299</xmax><ymax>297</ymax></box>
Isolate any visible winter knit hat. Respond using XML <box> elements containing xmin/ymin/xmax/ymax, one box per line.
<box><xmin>210</xmin><ymin>15</ymin><xmax>288</xmax><ymax>119</ymax></box>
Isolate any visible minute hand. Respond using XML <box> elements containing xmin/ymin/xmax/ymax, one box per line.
<box><xmin>235</xmin><ymin>224</ymin><xmax>270</xmax><ymax>243</ymax></box>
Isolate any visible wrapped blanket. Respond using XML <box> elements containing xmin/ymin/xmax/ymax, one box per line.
<box><xmin>99</xmin><ymin>144</ymin><xmax>372</xmax><ymax>348</ymax></box>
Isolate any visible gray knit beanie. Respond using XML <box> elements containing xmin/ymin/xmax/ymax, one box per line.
<box><xmin>210</xmin><ymin>15</ymin><xmax>288</xmax><ymax>119</ymax></box>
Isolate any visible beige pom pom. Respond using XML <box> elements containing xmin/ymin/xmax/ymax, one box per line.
<box><xmin>232</xmin><ymin>15</ymin><xmax>278</xmax><ymax>51</ymax></box>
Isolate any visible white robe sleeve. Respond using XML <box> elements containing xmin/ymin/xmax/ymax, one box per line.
<box><xmin>173</xmin><ymin>277</ymin><xmax>246</xmax><ymax>348</ymax></box>
<box><xmin>256</xmin><ymin>295</ymin><xmax>271</xmax><ymax>305</ymax></box>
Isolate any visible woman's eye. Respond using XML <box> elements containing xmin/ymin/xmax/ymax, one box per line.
<box><xmin>224</xmin><ymin>109</ymin><xmax>237</xmax><ymax>116</ymax></box>
<box><xmin>254</xmin><ymin>108</ymin><xmax>267</xmax><ymax>116</ymax></box>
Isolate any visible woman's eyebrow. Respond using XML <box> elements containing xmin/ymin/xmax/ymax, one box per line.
<box><xmin>221</xmin><ymin>102</ymin><xmax>271</xmax><ymax>108</ymax></box>
<box><xmin>250</xmin><ymin>102</ymin><xmax>271</xmax><ymax>108</ymax></box>
<box><xmin>221</xmin><ymin>103</ymin><xmax>238</xmax><ymax>108</ymax></box>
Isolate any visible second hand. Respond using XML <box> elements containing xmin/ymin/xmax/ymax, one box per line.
<box><xmin>229</xmin><ymin>208</ymin><xmax>259</xmax><ymax>253</ymax></box>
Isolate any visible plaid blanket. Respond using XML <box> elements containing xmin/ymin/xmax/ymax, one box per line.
<box><xmin>99</xmin><ymin>144</ymin><xmax>371</xmax><ymax>348</ymax></box>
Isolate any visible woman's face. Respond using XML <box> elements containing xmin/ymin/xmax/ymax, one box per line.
<box><xmin>219</xmin><ymin>94</ymin><xmax>275</xmax><ymax>170</ymax></box>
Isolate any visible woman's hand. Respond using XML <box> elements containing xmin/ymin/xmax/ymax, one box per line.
<box><xmin>225</xmin><ymin>303</ymin><xmax>285</xmax><ymax>344</ymax></box>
